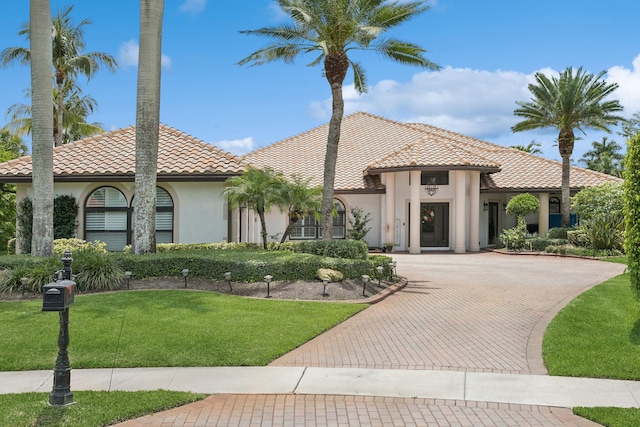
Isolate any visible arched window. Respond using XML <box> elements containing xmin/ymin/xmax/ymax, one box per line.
<box><xmin>85</xmin><ymin>187</ymin><xmax>129</xmax><ymax>251</ymax></box>
<box><xmin>290</xmin><ymin>199</ymin><xmax>346</xmax><ymax>240</ymax></box>
<box><xmin>130</xmin><ymin>187</ymin><xmax>174</xmax><ymax>245</ymax></box>
<box><xmin>549</xmin><ymin>196</ymin><xmax>560</xmax><ymax>214</ymax></box>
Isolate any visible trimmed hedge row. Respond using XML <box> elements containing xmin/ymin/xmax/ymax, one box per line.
<box><xmin>111</xmin><ymin>250</ymin><xmax>390</xmax><ymax>283</ymax></box>
<box><xmin>278</xmin><ymin>239</ymin><xmax>369</xmax><ymax>260</ymax></box>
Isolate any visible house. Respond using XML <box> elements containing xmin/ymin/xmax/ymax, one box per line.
<box><xmin>0</xmin><ymin>112</ymin><xmax>620</xmax><ymax>254</ymax></box>
<box><xmin>243</xmin><ymin>112</ymin><xmax>621</xmax><ymax>253</ymax></box>
<box><xmin>0</xmin><ymin>124</ymin><xmax>246</xmax><ymax>252</ymax></box>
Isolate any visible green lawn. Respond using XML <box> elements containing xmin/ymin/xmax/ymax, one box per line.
<box><xmin>0</xmin><ymin>390</ymin><xmax>204</xmax><ymax>427</ymax></box>
<box><xmin>0</xmin><ymin>289</ymin><xmax>365</xmax><ymax>426</ymax></box>
<box><xmin>543</xmin><ymin>270</ymin><xmax>640</xmax><ymax>426</ymax></box>
<box><xmin>0</xmin><ymin>290</ymin><xmax>366</xmax><ymax>370</ymax></box>
<box><xmin>543</xmin><ymin>273</ymin><xmax>640</xmax><ymax>380</ymax></box>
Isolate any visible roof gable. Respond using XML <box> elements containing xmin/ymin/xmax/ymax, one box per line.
<box><xmin>0</xmin><ymin>124</ymin><xmax>246</xmax><ymax>182</ymax></box>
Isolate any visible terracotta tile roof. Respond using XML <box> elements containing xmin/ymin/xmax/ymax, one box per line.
<box><xmin>408</xmin><ymin>122</ymin><xmax>622</xmax><ymax>191</ymax></box>
<box><xmin>0</xmin><ymin>124</ymin><xmax>246</xmax><ymax>182</ymax></box>
<box><xmin>244</xmin><ymin>111</ymin><xmax>620</xmax><ymax>192</ymax></box>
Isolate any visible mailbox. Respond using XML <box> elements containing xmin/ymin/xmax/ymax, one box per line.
<box><xmin>42</xmin><ymin>280</ymin><xmax>76</xmax><ymax>312</ymax></box>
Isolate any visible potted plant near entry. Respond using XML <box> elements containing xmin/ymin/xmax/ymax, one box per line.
<box><xmin>382</xmin><ymin>242</ymin><xmax>394</xmax><ymax>253</ymax></box>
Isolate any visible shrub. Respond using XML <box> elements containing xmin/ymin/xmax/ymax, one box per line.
<box><xmin>27</xmin><ymin>256</ymin><xmax>60</xmax><ymax>292</ymax></box>
<box><xmin>54</xmin><ymin>238</ymin><xmax>107</xmax><ymax>255</ymax></box>
<box><xmin>567</xmin><ymin>229</ymin><xmax>589</xmax><ymax>247</ymax></box>
<box><xmin>547</xmin><ymin>227</ymin><xmax>571</xmax><ymax>239</ymax></box>
<box><xmin>545</xmin><ymin>244</ymin><xmax>623</xmax><ymax>258</ymax></box>
<box><xmin>499</xmin><ymin>217</ymin><xmax>527</xmax><ymax>250</ymax></box>
<box><xmin>53</xmin><ymin>195</ymin><xmax>79</xmax><ymax>239</ymax></box>
<box><xmin>347</xmin><ymin>207</ymin><xmax>372</xmax><ymax>241</ymax></box>
<box><xmin>625</xmin><ymin>134</ymin><xmax>640</xmax><ymax>298</ymax></box>
<box><xmin>505</xmin><ymin>193</ymin><xmax>540</xmax><ymax>222</ymax></box>
<box><xmin>572</xmin><ymin>182</ymin><xmax>623</xmax><ymax>223</ymax></box>
<box><xmin>581</xmin><ymin>211</ymin><xmax>624</xmax><ymax>251</ymax></box>
<box><xmin>16</xmin><ymin>197</ymin><xmax>32</xmax><ymax>254</ymax></box>
<box><xmin>0</xmin><ymin>263</ymin><xmax>33</xmax><ymax>294</ymax></box>
<box><xmin>73</xmin><ymin>247</ymin><xmax>124</xmax><ymax>292</ymax></box>
<box><xmin>291</xmin><ymin>239</ymin><xmax>369</xmax><ymax>259</ymax></box>
<box><xmin>526</xmin><ymin>237</ymin><xmax>568</xmax><ymax>251</ymax></box>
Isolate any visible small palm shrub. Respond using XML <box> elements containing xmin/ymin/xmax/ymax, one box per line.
<box><xmin>582</xmin><ymin>211</ymin><xmax>625</xmax><ymax>251</ymax></box>
<box><xmin>0</xmin><ymin>263</ymin><xmax>33</xmax><ymax>294</ymax></box>
<box><xmin>73</xmin><ymin>247</ymin><xmax>123</xmax><ymax>292</ymax></box>
<box><xmin>28</xmin><ymin>256</ymin><xmax>60</xmax><ymax>291</ymax></box>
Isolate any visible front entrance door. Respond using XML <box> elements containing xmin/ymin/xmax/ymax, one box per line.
<box><xmin>488</xmin><ymin>202</ymin><xmax>499</xmax><ymax>244</ymax></box>
<box><xmin>420</xmin><ymin>203</ymin><xmax>449</xmax><ymax>247</ymax></box>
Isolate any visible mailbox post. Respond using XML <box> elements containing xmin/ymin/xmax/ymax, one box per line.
<box><xmin>42</xmin><ymin>250</ymin><xmax>76</xmax><ymax>406</ymax></box>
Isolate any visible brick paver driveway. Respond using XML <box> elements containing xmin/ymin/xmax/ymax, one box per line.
<box><xmin>271</xmin><ymin>252</ymin><xmax>625</xmax><ymax>375</ymax></box>
<box><xmin>118</xmin><ymin>252</ymin><xmax>625</xmax><ymax>426</ymax></box>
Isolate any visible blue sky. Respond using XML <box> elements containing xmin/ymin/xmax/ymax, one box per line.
<box><xmin>1</xmin><ymin>0</ymin><xmax>639</xmax><ymax>162</ymax></box>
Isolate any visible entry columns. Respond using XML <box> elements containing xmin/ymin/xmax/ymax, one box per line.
<box><xmin>454</xmin><ymin>170</ymin><xmax>467</xmax><ymax>253</ymax></box>
<box><xmin>385</xmin><ymin>173</ymin><xmax>396</xmax><ymax>246</ymax></box>
<box><xmin>410</xmin><ymin>170</ymin><xmax>421</xmax><ymax>254</ymax></box>
<box><xmin>469</xmin><ymin>171</ymin><xmax>480</xmax><ymax>252</ymax></box>
<box><xmin>538</xmin><ymin>193</ymin><xmax>549</xmax><ymax>237</ymax></box>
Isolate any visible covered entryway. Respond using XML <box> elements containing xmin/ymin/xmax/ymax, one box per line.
<box><xmin>420</xmin><ymin>203</ymin><xmax>449</xmax><ymax>247</ymax></box>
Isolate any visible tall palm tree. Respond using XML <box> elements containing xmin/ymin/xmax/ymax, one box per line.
<box><xmin>276</xmin><ymin>175</ymin><xmax>322</xmax><ymax>243</ymax></box>
<box><xmin>223</xmin><ymin>167</ymin><xmax>285</xmax><ymax>249</ymax></box>
<box><xmin>580</xmin><ymin>136</ymin><xmax>625</xmax><ymax>177</ymax></box>
<box><xmin>512</xmin><ymin>67</ymin><xmax>623</xmax><ymax>227</ymax></box>
<box><xmin>239</xmin><ymin>0</ymin><xmax>439</xmax><ymax>240</ymax></box>
<box><xmin>5</xmin><ymin>78</ymin><xmax>104</xmax><ymax>144</ymax></box>
<box><xmin>1</xmin><ymin>5</ymin><xmax>117</xmax><ymax>146</ymax></box>
<box><xmin>30</xmin><ymin>0</ymin><xmax>54</xmax><ymax>256</ymax></box>
<box><xmin>133</xmin><ymin>0</ymin><xmax>164</xmax><ymax>255</ymax></box>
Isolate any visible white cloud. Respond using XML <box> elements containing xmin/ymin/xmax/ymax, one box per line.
<box><xmin>179</xmin><ymin>0</ymin><xmax>207</xmax><ymax>14</ymax></box>
<box><xmin>309</xmin><ymin>59</ymin><xmax>640</xmax><ymax>140</ymax></box>
<box><xmin>212</xmin><ymin>137</ymin><xmax>256</xmax><ymax>155</ymax></box>
<box><xmin>607</xmin><ymin>54</ymin><xmax>640</xmax><ymax>116</ymax></box>
<box><xmin>118</xmin><ymin>40</ymin><xmax>172</xmax><ymax>70</ymax></box>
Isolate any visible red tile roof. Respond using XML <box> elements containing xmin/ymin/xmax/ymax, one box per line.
<box><xmin>0</xmin><ymin>124</ymin><xmax>246</xmax><ymax>182</ymax></box>
<box><xmin>244</xmin><ymin>112</ymin><xmax>620</xmax><ymax>192</ymax></box>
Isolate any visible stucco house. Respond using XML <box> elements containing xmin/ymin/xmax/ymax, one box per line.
<box><xmin>0</xmin><ymin>124</ymin><xmax>246</xmax><ymax>252</ymax></box>
<box><xmin>243</xmin><ymin>112</ymin><xmax>620</xmax><ymax>253</ymax></box>
<box><xmin>0</xmin><ymin>112</ymin><xmax>620</xmax><ymax>253</ymax></box>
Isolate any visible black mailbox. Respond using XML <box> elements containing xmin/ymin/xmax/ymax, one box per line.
<box><xmin>42</xmin><ymin>280</ymin><xmax>76</xmax><ymax>312</ymax></box>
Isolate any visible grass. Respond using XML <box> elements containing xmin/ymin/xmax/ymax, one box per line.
<box><xmin>0</xmin><ymin>290</ymin><xmax>366</xmax><ymax>370</ymax></box>
<box><xmin>543</xmin><ymin>262</ymin><xmax>640</xmax><ymax>426</ymax></box>
<box><xmin>0</xmin><ymin>390</ymin><xmax>204</xmax><ymax>427</ymax></box>
<box><xmin>543</xmin><ymin>273</ymin><xmax>640</xmax><ymax>380</ymax></box>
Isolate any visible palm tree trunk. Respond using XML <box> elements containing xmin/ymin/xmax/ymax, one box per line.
<box><xmin>30</xmin><ymin>0</ymin><xmax>54</xmax><ymax>256</ymax></box>
<box><xmin>321</xmin><ymin>53</ymin><xmax>349</xmax><ymax>241</ymax></box>
<box><xmin>258</xmin><ymin>211</ymin><xmax>268</xmax><ymax>249</ymax></box>
<box><xmin>133</xmin><ymin>0</ymin><xmax>164</xmax><ymax>254</ymax></box>
<box><xmin>55</xmin><ymin>72</ymin><xmax>64</xmax><ymax>146</ymax></box>
<box><xmin>561</xmin><ymin>154</ymin><xmax>571</xmax><ymax>228</ymax></box>
<box><xmin>558</xmin><ymin>128</ymin><xmax>575</xmax><ymax>228</ymax></box>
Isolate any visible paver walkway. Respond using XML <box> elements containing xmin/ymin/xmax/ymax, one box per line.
<box><xmin>112</xmin><ymin>252</ymin><xmax>626</xmax><ymax>426</ymax></box>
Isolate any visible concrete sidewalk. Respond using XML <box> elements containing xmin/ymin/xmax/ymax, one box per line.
<box><xmin>3</xmin><ymin>366</ymin><xmax>640</xmax><ymax>409</ymax></box>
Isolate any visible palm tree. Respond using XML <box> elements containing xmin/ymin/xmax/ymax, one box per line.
<box><xmin>512</xmin><ymin>67</ymin><xmax>623</xmax><ymax>228</ymax></box>
<box><xmin>1</xmin><ymin>5</ymin><xmax>117</xmax><ymax>146</ymax></box>
<box><xmin>239</xmin><ymin>0</ymin><xmax>439</xmax><ymax>240</ymax></box>
<box><xmin>5</xmin><ymin>78</ymin><xmax>104</xmax><ymax>144</ymax></box>
<box><xmin>509</xmin><ymin>140</ymin><xmax>542</xmax><ymax>155</ymax></box>
<box><xmin>133</xmin><ymin>0</ymin><xmax>164</xmax><ymax>255</ymax></box>
<box><xmin>29</xmin><ymin>0</ymin><xmax>54</xmax><ymax>256</ymax></box>
<box><xmin>223</xmin><ymin>167</ymin><xmax>285</xmax><ymax>249</ymax></box>
<box><xmin>580</xmin><ymin>136</ymin><xmax>625</xmax><ymax>177</ymax></box>
<box><xmin>276</xmin><ymin>175</ymin><xmax>322</xmax><ymax>244</ymax></box>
